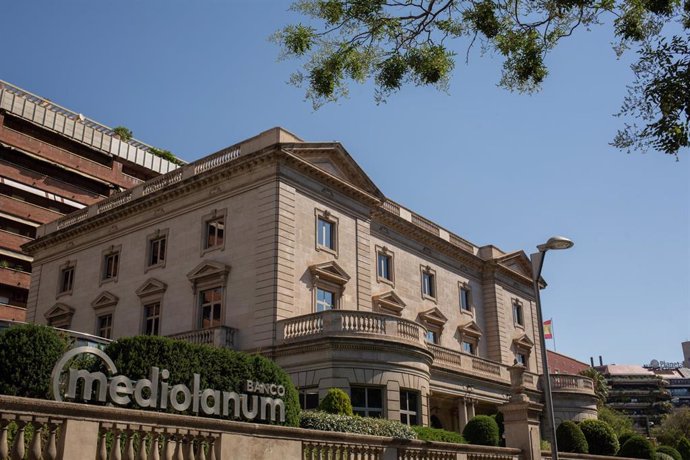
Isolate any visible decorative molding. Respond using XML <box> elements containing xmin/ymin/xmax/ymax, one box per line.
<box><xmin>372</xmin><ymin>291</ymin><xmax>406</xmax><ymax>316</ymax></box>
<box><xmin>91</xmin><ymin>291</ymin><xmax>119</xmax><ymax>310</ymax></box>
<box><xmin>309</xmin><ymin>261</ymin><xmax>350</xmax><ymax>286</ymax></box>
<box><xmin>135</xmin><ymin>277</ymin><xmax>168</xmax><ymax>298</ymax></box>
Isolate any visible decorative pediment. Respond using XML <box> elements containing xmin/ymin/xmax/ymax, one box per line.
<box><xmin>497</xmin><ymin>251</ymin><xmax>533</xmax><ymax>279</ymax></box>
<box><xmin>186</xmin><ymin>261</ymin><xmax>231</xmax><ymax>284</ymax></box>
<box><xmin>91</xmin><ymin>291</ymin><xmax>119</xmax><ymax>309</ymax></box>
<box><xmin>135</xmin><ymin>278</ymin><xmax>168</xmax><ymax>298</ymax></box>
<box><xmin>372</xmin><ymin>291</ymin><xmax>406</xmax><ymax>316</ymax></box>
<box><xmin>418</xmin><ymin>307</ymin><xmax>448</xmax><ymax>328</ymax></box>
<box><xmin>457</xmin><ymin>321</ymin><xmax>483</xmax><ymax>339</ymax></box>
<box><xmin>309</xmin><ymin>261</ymin><xmax>350</xmax><ymax>286</ymax></box>
<box><xmin>513</xmin><ymin>334</ymin><xmax>535</xmax><ymax>350</ymax></box>
<box><xmin>44</xmin><ymin>303</ymin><xmax>75</xmax><ymax>327</ymax></box>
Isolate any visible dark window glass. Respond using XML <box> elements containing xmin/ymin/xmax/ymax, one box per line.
<box><xmin>98</xmin><ymin>314</ymin><xmax>112</xmax><ymax>339</ymax></box>
<box><xmin>377</xmin><ymin>253</ymin><xmax>392</xmax><ymax>281</ymax></box>
<box><xmin>205</xmin><ymin>218</ymin><xmax>225</xmax><ymax>249</ymax></box>
<box><xmin>103</xmin><ymin>253</ymin><xmax>119</xmax><ymax>280</ymax></box>
<box><xmin>60</xmin><ymin>267</ymin><xmax>74</xmax><ymax>293</ymax></box>
<box><xmin>460</xmin><ymin>288</ymin><xmax>470</xmax><ymax>310</ymax></box>
<box><xmin>149</xmin><ymin>236</ymin><xmax>166</xmax><ymax>266</ymax></box>
<box><xmin>352</xmin><ymin>387</ymin><xmax>383</xmax><ymax>418</ymax></box>
<box><xmin>316</xmin><ymin>288</ymin><xmax>335</xmax><ymax>312</ymax></box>
<box><xmin>400</xmin><ymin>390</ymin><xmax>418</xmax><ymax>425</ymax></box>
<box><xmin>299</xmin><ymin>388</ymin><xmax>319</xmax><ymax>410</ymax></box>
<box><xmin>200</xmin><ymin>288</ymin><xmax>222</xmax><ymax>328</ymax></box>
<box><xmin>317</xmin><ymin>218</ymin><xmax>334</xmax><ymax>249</ymax></box>
<box><xmin>144</xmin><ymin>302</ymin><xmax>161</xmax><ymax>335</ymax></box>
<box><xmin>422</xmin><ymin>271</ymin><xmax>435</xmax><ymax>297</ymax></box>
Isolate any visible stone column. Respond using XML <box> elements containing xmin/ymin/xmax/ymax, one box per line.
<box><xmin>499</xmin><ymin>364</ymin><xmax>543</xmax><ymax>460</ymax></box>
<box><xmin>56</xmin><ymin>419</ymin><xmax>100</xmax><ymax>460</ymax></box>
<box><xmin>457</xmin><ymin>399</ymin><xmax>468</xmax><ymax>431</ymax></box>
<box><xmin>467</xmin><ymin>399</ymin><xmax>476</xmax><ymax>419</ymax></box>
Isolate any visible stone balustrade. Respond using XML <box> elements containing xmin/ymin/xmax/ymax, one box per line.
<box><xmin>168</xmin><ymin>326</ymin><xmax>236</xmax><ymax>349</ymax></box>
<box><xmin>548</xmin><ymin>374</ymin><xmax>596</xmax><ymax>395</ymax></box>
<box><xmin>0</xmin><ymin>394</ymin><xmax>525</xmax><ymax>460</ymax></box>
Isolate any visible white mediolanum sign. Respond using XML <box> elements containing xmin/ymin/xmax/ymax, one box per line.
<box><xmin>51</xmin><ymin>347</ymin><xmax>286</xmax><ymax>422</ymax></box>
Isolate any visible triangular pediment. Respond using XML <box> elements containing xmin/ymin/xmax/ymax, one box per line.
<box><xmin>286</xmin><ymin>145</ymin><xmax>383</xmax><ymax>199</ymax></box>
<box><xmin>45</xmin><ymin>303</ymin><xmax>74</xmax><ymax>320</ymax></box>
<box><xmin>418</xmin><ymin>307</ymin><xmax>448</xmax><ymax>327</ymax></box>
<box><xmin>135</xmin><ymin>278</ymin><xmax>168</xmax><ymax>297</ymax></box>
<box><xmin>91</xmin><ymin>291</ymin><xmax>119</xmax><ymax>309</ymax></box>
<box><xmin>309</xmin><ymin>261</ymin><xmax>351</xmax><ymax>285</ymax></box>
<box><xmin>458</xmin><ymin>321</ymin><xmax>483</xmax><ymax>339</ymax></box>
<box><xmin>186</xmin><ymin>261</ymin><xmax>231</xmax><ymax>283</ymax></box>
<box><xmin>372</xmin><ymin>291</ymin><xmax>406</xmax><ymax>316</ymax></box>
<box><xmin>498</xmin><ymin>251</ymin><xmax>533</xmax><ymax>279</ymax></box>
<box><xmin>513</xmin><ymin>333</ymin><xmax>535</xmax><ymax>350</ymax></box>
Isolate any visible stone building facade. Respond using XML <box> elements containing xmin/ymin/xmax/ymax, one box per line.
<box><xmin>23</xmin><ymin>127</ymin><xmax>594</xmax><ymax>431</ymax></box>
<box><xmin>0</xmin><ymin>80</ymin><xmax>180</xmax><ymax>321</ymax></box>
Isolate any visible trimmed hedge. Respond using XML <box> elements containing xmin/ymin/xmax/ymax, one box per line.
<box><xmin>100</xmin><ymin>335</ymin><xmax>300</xmax><ymax>426</ymax></box>
<box><xmin>0</xmin><ymin>324</ymin><xmax>68</xmax><ymax>398</ymax></box>
<box><xmin>677</xmin><ymin>438</ymin><xmax>690</xmax><ymax>460</ymax></box>
<box><xmin>619</xmin><ymin>432</ymin><xmax>636</xmax><ymax>447</ymax></box>
<box><xmin>619</xmin><ymin>435</ymin><xmax>655</xmax><ymax>460</ymax></box>
<box><xmin>580</xmin><ymin>419</ymin><xmax>620</xmax><ymax>455</ymax></box>
<box><xmin>412</xmin><ymin>426</ymin><xmax>466</xmax><ymax>444</ymax></box>
<box><xmin>319</xmin><ymin>388</ymin><xmax>353</xmax><ymax>416</ymax></box>
<box><xmin>557</xmin><ymin>421</ymin><xmax>589</xmax><ymax>453</ymax></box>
<box><xmin>463</xmin><ymin>415</ymin><xmax>500</xmax><ymax>446</ymax></box>
<box><xmin>300</xmin><ymin>411</ymin><xmax>416</xmax><ymax>439</ymax></box>
<box><xmin>657</xmin><ymin>446</ymin><xmax>682</xmax><ymax>460</ymax></box>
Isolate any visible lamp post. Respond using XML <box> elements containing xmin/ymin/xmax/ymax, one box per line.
<box><xmin>530</xmin><ymin>236</ymin><xmax>574</xmax><ymax>460</ymax></box>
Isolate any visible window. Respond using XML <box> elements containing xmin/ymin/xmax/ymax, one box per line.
<box><xmin>513</xmin><ymin>301</ymin><xmax>524</xmax><ymax>327</ymax></box>
<box><xmin>425</xmin><ymin>330</ymin><xmax>439</xmax><ymax>344</ymax></box>
<box><xmin>148</xmin><ymin>232</ymin><xmax>167</xmax><ymax>268</ymax></box>
<box><xmin>200</xmin><ymin>287</ymin><xmax>222</xmax><ymax>328</ymax></box>
<box><xmin>462</xmin><ymin>341</ymin><xmax>475</xmax><ymax>355</ymax></box>
<box><xmin>421</xmin><ymin>266</ymin><xmax>436</xmax><ymax>300</ymax></box>
<box><xmin>316</xmin><ymin>288</ymin><xmax>335</xmax><ymax>312</ymax></box>
<box><xmin>144</xmin><ymin>302</ymin><xmax>161</xmax><ymax>335</ymax></box>
<box><xmin>299</xmin><ymin>388</ymin><xmax>320</xmax><ymax>410</ymax></box>
<box><xmin>399</xmin><ymin>390</ymin><xmax>419</xmax><ymax>425</ymax></box>
<box><xmin>376</xmin><ymin>247</ymin><xmax>393</xmax><ymax>284</ymax></box>
<box><xmin>205</xmin><ymin>217</ymin><xmax>225</xmax><ymax>250</ymax></box>
<box><xmin>315</xmin><ymin>209</ymin><xmax>338</xmax><ymax>255</ymax></box>
<box><xmin>101</xmin><ymin>248</ymin><xmax>120</xmax><ymax>282</ymax></box>
<box><xmin>351</xmin><ymin>387</ymin><xmax>383</xmax><ymax>418</ymax></box>
<box><xmin>59</xmin><ymin>266</ymin><xmax>75</xmax><ymax>294</ymax></box>
<box><xmin>97</xmin><ymin>314</ymin><xmax>112</xmax><ymax>339</ymax></box>
<box><xmin>459</xmin><ymin>283</ymin><xmax>472</xmax><ymax>312</ymax></box>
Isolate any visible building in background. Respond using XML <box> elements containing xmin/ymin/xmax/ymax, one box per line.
<box><xmin>22</xmin><ymin>127</ymin><xmax>599</xmax><ymax>431</ymax></box>
<box><xmin>0</xmin><ymin>81</ymin><xmax>182</xmax><ymax>321</ymax></box>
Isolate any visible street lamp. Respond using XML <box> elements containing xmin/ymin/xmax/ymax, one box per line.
<box><xmin>530</xmin><ymin>236</ymin><xmax>574</xmax><ymax>460</ymax></box>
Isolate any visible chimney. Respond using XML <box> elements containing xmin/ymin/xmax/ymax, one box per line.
<box><xmin>590</xmin><ymin>357</ymin><xmax>595</xmax><ymax>367</ymax></box>
<box><xmin>599</xmin><ymin>356</ymin><xmax>603</xmax><ymax>366</ymax></box>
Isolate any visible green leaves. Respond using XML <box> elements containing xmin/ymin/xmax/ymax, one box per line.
<box><xmin>281</xmin><ymin>24</ymin><xmax>316</xmax><ymax>56</ymax></box>
<box><xmin>464</xmin><ymin>1</ymin><xmax>501</xmax><ymax>39</ymax></box>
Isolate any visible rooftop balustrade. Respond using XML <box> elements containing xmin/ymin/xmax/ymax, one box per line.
<box><xmin>168</xmin><ymin>325</ymin><xmax>236</xmax><ymax>349</ymax></box>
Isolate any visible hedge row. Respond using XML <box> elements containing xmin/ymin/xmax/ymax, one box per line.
<box><xmin>412</xmin><ymin>426</ymin><xmax>466</xmax><ymax>444</ymax></box>
<box><xmin>299</xmin><ymin>411</ymin><xmax>417</xmax><ymax>439</ymax></box>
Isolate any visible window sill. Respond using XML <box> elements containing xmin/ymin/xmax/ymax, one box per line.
<box><xmin>144</xmin><ymin>262</ymin><xmax>166</xmax><ymax>273</ymax></box>
<box><xmin>316</xmin><ymin>245</ymin><xmax>338</xmax><ymax>258</ymax></box>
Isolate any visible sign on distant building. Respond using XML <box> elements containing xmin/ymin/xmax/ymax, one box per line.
<box><xmin>644</xmin><ymin>359</ymin><xmax>684</xmax><ymax>370</ymax></box>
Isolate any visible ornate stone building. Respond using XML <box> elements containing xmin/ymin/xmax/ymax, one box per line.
<box><xmin>0</xmin><ymin>80</ymin><xmax>180</xmax><ymax>322</ymax></box>
<box><xmin>23</xmin><ymin>127</ymin><xmax>595</xmax><ymax>431</ymax></box>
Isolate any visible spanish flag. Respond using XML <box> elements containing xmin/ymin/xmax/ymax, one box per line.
<box><xmin>543</xmin><ymin>319</ymin><xmax>553</xmax><ymax>339</ymax></box>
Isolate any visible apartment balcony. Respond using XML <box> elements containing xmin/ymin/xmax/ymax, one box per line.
<box><xmin>0</xmin><ymin>267</ymin><xmax>30</xmax><ymax>289</ymax></box>
<box><xmin>0</xmin><ymin>229</ymin><xmax>32</xmax><ymax>253</ymax></box>
<box><xmin>0</xmin><ymin>194</ymin><xmax>62</xmax><ymax>224</ymax></box>
<box><xmin>167</xmin><ymin>325</ymin><xmax>236</xmax><ymax>349</ymax></box>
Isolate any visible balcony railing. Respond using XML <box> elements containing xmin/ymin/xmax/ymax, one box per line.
<box><xmin>545</xmin><ymin>374</ymin><xmax>596</xmax><ymax>396</ymax></box>
<box><xmin>168</xmin><ymin>325</ymin><xmax>236</xmax><ymax>349</ymax></box>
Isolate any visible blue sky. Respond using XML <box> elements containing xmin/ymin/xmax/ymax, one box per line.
<box><xmin>3</xmin><ymin>1</ymin><xmax>688</xmax><ymax>366</ymax></box>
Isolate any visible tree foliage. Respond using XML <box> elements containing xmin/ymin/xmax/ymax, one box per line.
<box><xmin>581</xmin><ymin>368</ymin><xmax>610</xmax><ymax>407</ymax></box>
<box><xmin>653</xmin><ymin>408</ymin><xmax>690</xmax><ymax>447</ymax></box>
<box><xmin>275</xmin><ymin>0</ymin><xmax>689</xmax><ymax>157</ymax></box>
<box><xmin>597</xmin><ymin>406</ymin><xmax>634</xmax><ymax>437</ymax></box>
<box><xmin>556</xmin><ymin>420</ymin><xmax>589</xmax><ymax>453</ymax></box>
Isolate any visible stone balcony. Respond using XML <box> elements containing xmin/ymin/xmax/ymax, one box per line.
<box><xmin>168</xmin><ymin>325</ymin><xmax>236</xmax><ymax>349</ymax></box>
<box><xmin>548</xmin><ymin>373</ymin><xmax>596</xmax><ymax>395</ymax></box>
<box><xmin>276</xmin><ymin>310</ymin><xmax>540</xmax><ymax>391</ymax></box>
<box><xmin>545</xmin><ymin>373</ymin><xmax>599</xmax><ymax>425</ymax></box>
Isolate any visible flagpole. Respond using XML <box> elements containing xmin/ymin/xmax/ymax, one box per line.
<box><xmin>551</xmin><ymin>318</ymin><xmax>557</xmax><ymax>352</ymax></box>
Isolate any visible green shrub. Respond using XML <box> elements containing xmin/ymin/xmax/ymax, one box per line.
<box><xmin>494</xmin><ymin>411</ymin><xmax>505</xmax><ymax>445</ymax></box>
<box><xmin>580</xmin><ymin>419</ymin><xmax>620</xmax><ymax>455</ymax></box>
<box><xmin>658</xmin><ymin>453</ymin><xmax>677</xmax><ymax>460</ymax></box>
<box><xmin>411</xmin><ymin>426</ymin><xmax>466</xmax><ymax>443</ymax></box>
<box><xmin>556</xmin><ymin>421</ymin><xmax>589</xmax><ymax>453</ymax></box>
<box><xmin>319</xmin><ymin>388</ymin><xmax>353</xmax><ymax>416</ymax></box>
<box><xmin>541</xmin><ymin>439</ymin><xmax>551</xmax><ymax>450</ymax></box>
<box><xmin>619</xmin><ymin>435</ymin><xmax>655</xmax><ymax>459</ymax></box>
<box><xmin>657</xmin><ymin>446</ymin><xmax>683</xmax><ymax>460</ymax></box>
<box><xmin>677</xmin><ymin>438</ymin><xmax>690</xmax><ymax>460</ymax></box>
<box><xmin>100</xmin><ymin>335</ymin><xmax>300</xmax><ymax>426</ymax></box>
<box><xmin>112</xmin><ymin>126</ymin><xmax>133</xmax><ymax>141</ymax></box>
<box><xmin>462</xmin><ymin>415</ymin><xmax>499</xmax><ymax>446</ymax></box>
<box><xmin>619</xmin><ymin>432</ymin><xmax>636</xmax><ymax>447</ymax></box>
<box><xmin>299</xmin><ymin>411</ymin><xmax>416</xmax><ymax>439</ymax></box>
<box><xmin>599</xmin><ymin>407</ymin><xmax>635</xmax><ymax>437</ymax></box>
<box><xmin>0</xmin><ymin>324</ymin><xmax>68</xmax><ymax>398</ymax></box>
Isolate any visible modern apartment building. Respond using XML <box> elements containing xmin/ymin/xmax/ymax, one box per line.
<box><xmin>23</xmin><ymin>127</ymin><xmax>596</xmax><ymax>431</ymax></box>
<box><xmin>0</xmin><ymin>81</ymin><xmax>181</xmax><ymax>321</ymax></box>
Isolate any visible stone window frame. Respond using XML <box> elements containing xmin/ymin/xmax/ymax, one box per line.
<box><xmin>309</xmin><ymin>261</ymin><xmax>350</xmax><ymax>313</ymax></box>
<box><xmin>457</xmin><ymin>321</ymin><xmax>482</xmax><ymax>356</ymax></box>
<box><xmin>399</xmin><ymin>389</ymin><xmax>419</xmax><ymax>426</ymax></box>
<box><xmin>313</xmin><ymin>280</ymin><xmax>342</xmax><ymax>312</ymax></box>
<box><xmin>136</xmin><ymin>278</ymin><xmax>168</xmax><ymax>336</ymax></box>
<box><xmin>91</xmin><ymin>291</ymin><xmax>118</xmax><ymax>338</ymax></box>
<box><xmin>44</xmin><ymin>303</ymin><xmax>75</xmax><ymax>329</ymax></box>
<box><xmin>418</xmin><ymin>307</ymin><xmax>447</xmax><ymax>345</ymax></box>
<box><xmin>145</xmin><ymin>228</ymin><xmax>169</xmax><ymax>272</ymax></box>
<box><xmin>143</xmin><ymin>301</ymin><xmax>162</xmax><ymax>336</ymax></box>
<box><xmin>375</xmin><ymin>245</ymin><xmax>395</xmax><ymax>287</ymax></box>
<box><xmin>512</xmin><ymin>298</ymin><xmax>525</xmax><ymax>329</ymax></box>
<box><xmin>187</xmin><ymin>262</ymin><xmax>231</xmax><ymax>330</ymax></box>
<box><xmin>350</xmin><ymin>386</ymin><xmax>384</xmax><ymax>418</ymax></box>
<box><xmin>96</xmin><ymin>313</ymin><xmax>113</xmax><ymax>339</ymax></box>
<box><xmin>512</xmin><ymin>335</ymin><xmax>534</xmax><ymax>370</ymax></box>
<box><xmin>200</xmin><ymin>208</ymin><xmax>227</xmax><ymax>256</ymax></box>
<box><xmin>420</xmin><ymin>265</ymin><xmax>437</xmax><ymax>302</ymax></box>
<box><xmin>458</xmin><ymin>281</ymin><xmax>474</xmax><ymax>315</ymax></box>
<box><xmin>56</xmin><ymin>260</ymin><xmax>76</xmax><ymax>298</ymax></box>
<box><xmin>314</xmin><ymin>208</ymin><xmax>339</xmax><ymax>257</ymax></box>
<box><xmin>99</xmin><ymin>244</ymin><xmax>122</xmax><ymax>285</ymax></box>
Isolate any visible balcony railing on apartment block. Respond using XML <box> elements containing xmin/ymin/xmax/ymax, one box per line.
<box><xmin>168</xmin><ymin>325</ymin><xmax>236</xmax><ymax>349</ymax></box>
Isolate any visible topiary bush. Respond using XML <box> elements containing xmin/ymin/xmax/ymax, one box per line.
<box><xmin>677</xmin><ymin>438</ymin><xmax>690</xmax><ymax>460</ymax></box>
<box><xmin>412</xmin><ymin>426</ymin><xmax>466</xmax><ymax>444</ymax></box>
<box><xmin>657</xmin><ymin>446</ymin><xmax>683</xmax><ymax>460</ymax></box>
<box><xmin>462</xmin><ymin>415</ymin><xmax>500</xmax><ymax>446</ymax></box>
<box><xmin>556</xmin><ymin>420</ymin><xmax>589</xmax><ymax>453</ymax></box>
<box><xmin>0</xmin><ymin>324</ymin><xmax>68</xmax><ymax>398</ymax></box>
<box><xmin>100</xmin><ymin>335</ymin><xmax>300</xmax><ymax>426</ymax></box>
<box><xmin>580</xmin><ymin>419</ymin><xmax>620</xmax><ymax>455</ymax></box>
<box><xmin>494</xmin><ymin>411</ymin><xmax>505</xmax><ymax>446</ymax></box>
<box><xmin>619</xmin><ymin>435</ymin><xmax>655</xmax><ymax>459</ymax></box>
<box><xmin>619</xmin><ymin>432</ymin><xmax>636</xmax><ymax>447</ymax></box>
<box><xmin>319</xmin><ymin>388</ymin><xmax>353</xmax><ymax>416</ymax></box>
<box><xmin>658</xmin><ymin>453</ymin><xmax>677</xmax><ymax>460</ymax></box>
<box><xmin>300</xmin><ymin>411</ymin><xmax>416</xmax><ymax>439</ymax></box>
